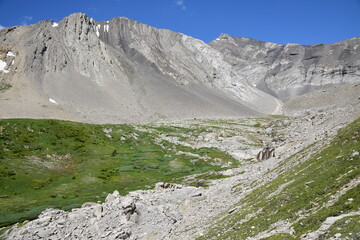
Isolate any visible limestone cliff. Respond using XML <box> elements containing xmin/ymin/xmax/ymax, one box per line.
<box><xmin>210</xmin><ymin>34</ymin><xmax>360</xmax><ymax>99</ymax></box>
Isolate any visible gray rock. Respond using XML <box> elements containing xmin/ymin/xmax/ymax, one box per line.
<box><xmin>155</xmin><ymin>182</ymin><xmax>182</xmax><ymax>192</ymax></box>
<box><xmin>37</xmin><ymin>229</ymin><xmax>52</xmax><ymax>238</ymax></box>
<box><xmin>0</xmin><ymin>13</ymin><xmax>279</xmax><ymax>124</ymax></box>
<box><xmin>210</xmin><ymin>34</ymin><xmax>360</xmax><ymax>100</ymax></box>
<box><xmin>256</xmin><ymin>147</ymin><xmax>276</xmax><ymax>161</ymax></box>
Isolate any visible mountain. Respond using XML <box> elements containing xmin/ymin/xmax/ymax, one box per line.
<box><xmin>1</xmin><ymin>13</ymin><xmax>359</xmax><ymax>123</ymax></box>
<box><xmin>0</xmin><ymin>13</ymin><xmax>282</xmax><ymax>123</ymax></box>
<box><xmin>210</xmin><ymin>34</ymin><xmax>360</xmax><ymax>99</ymax></box>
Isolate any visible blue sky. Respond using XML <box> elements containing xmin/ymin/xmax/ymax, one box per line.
<box><xmin>0</xmin><ymin>0</ymin><xmax>359</xmax><ymax>44</ymax></box>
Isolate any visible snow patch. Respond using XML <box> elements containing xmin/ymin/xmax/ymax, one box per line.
<box><xmin>182</xmin><ymin>35</ymin><xmax>189</xmax><ymax>42</ymax></box>
<box><xmin>49</xmin><ymin>98</ymin><xmax>58</xmax><ymax>105</ymax></box>
<box><xmin>0</xmin><ymin>60</ymin><xmax>9</xmax><ymax>73</ymax></box>
<box><xmin>52</xmin><ymin>22</ymin><xmax>58</xmax><ymax>27</ymax></box>
<box><xmin>6</xmin><ymin>51</ymin><xmax>16</xmax><ymax>57</ymax></box>
<box><xmin>95</xmin><ymin>24</ymin><xmax>100</xmax><ymax>37</ymax></box>
<box><xmin>280</xmin><ymin>59</ymin><xmax>291</xmax><ymax>65</ymax></box>
<box><xmin>11</xmin><ymin>60</ymin><xmax>15</xmax><ymax>65</ymax></box>
<box><xmin>105</xmin><ymin>24</ymin><xmax>109</xmax><ymax>32</ymax></box>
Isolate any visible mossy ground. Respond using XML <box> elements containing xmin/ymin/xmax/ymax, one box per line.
<box><xmin>0</xmin><ymin>119</ymin><xmax>241</xmax><ymax>227</ymax></box>
<box><xmin>199</xmin><ymin>118</ymin><xmax>360</xmax><ymax>239</ymax></box>
<box><xmin>0</xmin><ymin>82</ymin><xmax>11</xmax><ymax>92</ymax></box>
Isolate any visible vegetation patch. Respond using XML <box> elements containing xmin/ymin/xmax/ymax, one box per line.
<box><xmin>0</xmin><ymin>119</ymin><xmax>239</xmax><ymax>227</ymax></box>
<box><xmin>262</xmin><ymin>233</ymin><xmax>297</xmax><ymax>240</ymax></box>
<box><xmin>0</xmin><ymin>82</ymin><xmax>11</xmax><ymax>92</ymax></box>
<box><xmin>184</xmin><ymin>172</ymin><xmax>230</xmax><ymax>188</ymax></box>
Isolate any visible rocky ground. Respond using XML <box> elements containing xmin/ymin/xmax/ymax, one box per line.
<box><xmin>2</xmin><ymin>85</ymin><xmax>359</xmax><ymax>239</ymax></box>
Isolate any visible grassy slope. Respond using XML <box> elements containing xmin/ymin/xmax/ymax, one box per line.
<box><xmin>0</xmin><ymin>119</ymin><xmax>238</xmax><ymax>227</ymax></box>
<box><xmin>199</xmin><ymin>118</ymin><xmax>360</xmax><ymax>239</ymax></box>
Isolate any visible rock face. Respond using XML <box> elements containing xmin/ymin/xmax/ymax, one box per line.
<box><xmin>0</xmin><ymin>13</ymin><xmax>282</xmax><ymax>123</ymax></box>
<box><xmin>210</xmin><ymin>34</ymin><xmax>360</xmax><ymax>99</ymax></box>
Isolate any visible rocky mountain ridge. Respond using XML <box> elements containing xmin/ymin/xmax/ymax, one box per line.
<box><xmin>1</xmin><ymin>13</ymin><xmax>359</xmax><ymax>123</ymax></box>
<box><xmin>0</xmin><ymin>13</ymin><xmax>280</xmax><ymax>123</ymax></box>
<box><xmin>210</xmin><ymin>34</ymin><xmax>360</xmax><ymax>99</ymax></box>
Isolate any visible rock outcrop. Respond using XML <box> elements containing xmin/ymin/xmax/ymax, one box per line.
<box><xmin>4</xmin><ymin>190</ymin><xmax>136</xmax><ymax>239</ymax></box>
<box><xmin>256</xmin><ymin>146</ymin><xmax>275</xmax><ymax>161</ymax></box>
<box><xmin>3</xmin><ymin>184</ymin><xmax>206</xmax><ymax>240</ymax></box>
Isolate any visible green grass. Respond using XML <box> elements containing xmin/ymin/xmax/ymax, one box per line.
<box><xmin>0</xmin><ymin>119</ymin><xmax>239</xmax><ymax>227</ymax></box>
<box><xmin>0</xmin><ymin>82</ymin><xmax>11</xmax><ymax>92</ymax></box>
<box><xmin>269</xmin><ymin>115</ymin><xmax>288</xmax><ymax>119</ymax></box>
<box><xmin>194</xmin><ymin>172</ymin><xmax>229</xmax><ymax>180</ymax></box>
<box><xmin>148</xmin><ymin>124</ymin><xmax>212</xmax><ymax>142</ymax></box>
<box><xmin>262</xmin><ymin>233</ymin><xmax>297</xmax><ymax>240</ymax></box>
<box><xmin>202</xmin><ymin>119</ymin><xmax>242</xmax><ymax>125</ymax></box>
<box><xmin>184</xmin><ymin>172</ymin><xmax>230</xmax><ymax>188</ymax></box>
<box><xmin>198</xmin><ymin>117</ymin><xmax>360</xmax><ymax>239</ymax></box>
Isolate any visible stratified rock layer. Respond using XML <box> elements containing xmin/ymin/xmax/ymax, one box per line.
<box><xmin>210</xmin><ymin>34</ymin><xmax>360</xmax><ymax>99</ymax></box>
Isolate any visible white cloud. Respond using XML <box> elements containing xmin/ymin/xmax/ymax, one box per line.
<box><xmin>20</xmin><ymin>16</ymin><xmax>33</xmax><ymax>25</ymax></box>
<box><xmin>176</xmin><ymin>0</ymin><xmax>186</xmax><ymax>10</ymax></box>
<box><xmin>0</xmin><ymin>25</ymin><xmax>4</xmax><ymax>29</ymax></box>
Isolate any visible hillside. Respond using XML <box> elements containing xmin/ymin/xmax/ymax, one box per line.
<box><xmin>0</xmin><ymin>118</ymin><xmax>242</xmax><ymax>227</ymax></box>
<box><xmin>2</xmin><ymin>89</ymin><xmax>360</xmax><ymax>239</ymax></box>
<box><xmin>2</xmin><ymin>14</ymin><xmax>359</xmax><ymax>123</ymax></box>
<box><xmin>0</xmin><ymin>13</ymin><xmax>280</xmax><ymax>124</ymax></box>
<box><xmin>210</xmin><ymin>34</ymin><xmax>360</xmax><ymax>99</ymax></box>
<box><xmin>200</xmin><ymin>117</ymin><xmax>360</xmax><ymax>240</ymax></box>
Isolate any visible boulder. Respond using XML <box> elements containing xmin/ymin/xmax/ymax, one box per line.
<box><xmin>256</xmin><ymin>147</ymin><xmax>276</xmax><ymax>161</ymax></box>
